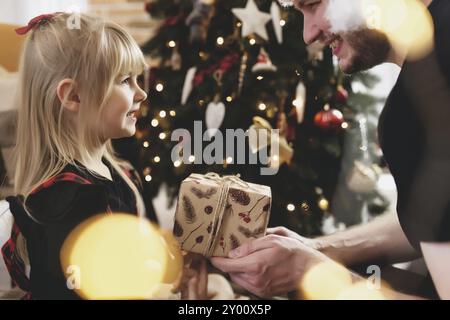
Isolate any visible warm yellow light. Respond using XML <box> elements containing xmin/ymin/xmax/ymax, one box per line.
<box><xmin>145</xmin><ymin>175</ymin><xmax>152</xmax><ymax>182</ymax></box>
<box><xmin>300</xmin><ymin>262</ymin><xmax>353</xmax><ymax>300</ymax></box>
<box><xmin>154</xmin><ymin>156</ymin><xmax>161</xmax><ymax>163</ymax></box>
<box><xmin>257</xmin><ymin>76</ymin><xmax>264</xmax><ymax>80</ymax></box>
<box><xmin>280</xmin><ymin>19</ymin><xmax>286</xmax><ymax>27</ymax></box>
<box><xmin>318</xmin><ymin>197</ymin><xmax>329</xmax><ymax>211</ymax></box>
<box><xmin>258</xmin><ymin>103</ymin><xmax>267</xmax><ymax>111</ymax></box>
<box><xmin>188</xmin><ymin>155</ymin><xmax>195</xmax><ymax>163</ymax></box>
<box><xmin>168</xmin><ymin>40</ymin><xmax>176</xmax><ymax>48</ymax></box>
<box><xmin>169</xmin><ymin>110</ymin><xmax>176</xmax><ymax>117</ymax></box>
<box><xmin>341</xmin><ymin>122</ymin><xmax>349</xmax><ymax>129</ymax></box>
<box><xmin>151</xmin><ymin>119</ymin><xmax>159</xmax><ymax>127</ymax></box>
<box><xmin>159</xmin><ymin>110</ymin><xmax>167</xmax><ymax>118</ymax></box>
<box><xmin>159</xmin><ymin>133</ymin><xmax>166</xmax><ymax>140</ymax></box>
<box><xmin>249</xmin><ymin>38</ymin><xmax>256</xmax><ymax>46</ymax></box>
<box><xmin>362</xmin><ymin>0</ymin><xmax>434</xmax><ymax>61</ymax></box>
<box><xmin>287</xmin><ymin>204</ymin><xmax>295</xmax><ymax>212</ymax></box>
<box><xmin>216</xmin><ymin>37</ymin><xmax>224</xmax><ymax>46</ymax></box>
<box><xmin>226</xmin><ymin>96</ymin><xmax>233</xmax><ymax>102</ymax></box>
<box><xmin>337</xmin><ymin>282</ymin><xmax>387</xmax><ymax>300</ymax></box>
<box><xmin>60</xmin><ymin>214</ymin><xmax>182</xmax><ymax>299</ymax></box>
<box><xmin>226</xmin><ymin>156</ymin><xmax>233</xmax><ymax>164</ymax></box>
<box><xmin>143</xmin><ymin>141</ymin><xmax>150</xmax><ymax>148</ymax></box>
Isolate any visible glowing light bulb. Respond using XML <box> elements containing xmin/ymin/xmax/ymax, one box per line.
<box><xmin>156</xmin><ymin>83</ymin><xmax>164</xmax><ymax>92</ymax></box>
<box><xmin>151</xmin><ymin>119</ymin><xmax>159</xmax><ymax>127</ymax></box>
<box><xmin>287</xmin><ymin>204</ymin><xmax>295</xmax><ymax>212</ymax></box>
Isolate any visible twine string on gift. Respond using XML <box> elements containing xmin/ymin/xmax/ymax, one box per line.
<box><xmin>197</xmin><ymin>173</ymin><xmax>248</xmax><ymax>257</ymax></box>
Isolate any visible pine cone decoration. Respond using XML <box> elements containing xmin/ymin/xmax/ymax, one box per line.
<box><xmin>229</xmin><ymin>189</ymin><xmax>251</xmax><ymax>206</ymax></box>
<box><xmin>182</xmin><ymin>196</ymin><xmax>197</xmax><ymax>224</ymax></box>
<box><xmin>229</xmin><ymin>234</ymin><xmax>240</xmax><ymax>250</ymax></box>
<box><xmin>173</xmin><ymin>220</ymin><xmax>184</xmax><ymax>237</ymax></box>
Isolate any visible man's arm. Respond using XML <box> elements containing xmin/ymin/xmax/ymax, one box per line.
<box><xmin>313</xmin><ymin>213</ymin><xmax>420</xmax><ymax>266</ymax></box>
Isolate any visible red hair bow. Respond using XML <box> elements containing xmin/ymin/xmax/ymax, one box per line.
<box><xmin>15</xmin><ymin>13</ymin><xmax>61</xmax><ymax>35</ymax></box>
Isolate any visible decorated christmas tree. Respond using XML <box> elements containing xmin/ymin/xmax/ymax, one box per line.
<box><xmin>131</xmin><ymin>0</ymin><xmax>388</xmax><ymax>236</ymax></box>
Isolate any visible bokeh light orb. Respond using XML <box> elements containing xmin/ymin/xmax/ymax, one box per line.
<box><xmin>300</xmin><ymin>262</ymin><xmax>353</xmax><ymax>300</ymax></box>
<box><xmin>362</xmin><ymin>0</ymin><xmax>434</xmax><ymax>61</ymax></box>
<box><xmin>60</xmin><ymin>213</ymin><xmax>182</xmax><ymax>299</ymax></box>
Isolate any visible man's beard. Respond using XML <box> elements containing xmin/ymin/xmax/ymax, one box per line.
<box><xmin>342</xmin><ymin>29</ymin><xmax>391</xmax><ymax>74</ymax></box>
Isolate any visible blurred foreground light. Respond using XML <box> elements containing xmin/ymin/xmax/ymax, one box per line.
<box><xmin>362</xmin><ymin>0</ymin><xmax>434</xmax><ymax>61</ymax></box>
<box><xmin>60</xmin><ymin>214</ymin><xmax>182</xmax><ymax>299</ymax></box>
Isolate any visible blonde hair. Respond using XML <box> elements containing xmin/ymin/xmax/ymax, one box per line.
<box><xmin>14</xmin><ymin>13</ymin><xmax>146</xmax><ymax>218</ymax></box>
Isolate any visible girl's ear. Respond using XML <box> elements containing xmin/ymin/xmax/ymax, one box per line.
<box><xmin>57</xmin><ymin>79</ymin><xmax>81</xmax><ymax>113</ymax></box>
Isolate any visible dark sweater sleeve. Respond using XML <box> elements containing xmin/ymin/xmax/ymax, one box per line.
<box><xmin>399</xmin><ymin>14</ymin><xmax>450</xmax><ymax>249</ymax></box>
<box><xmin>7</xmin><ymin>182</ymin><xmax>110</xmax><ymax>299</ymax></box>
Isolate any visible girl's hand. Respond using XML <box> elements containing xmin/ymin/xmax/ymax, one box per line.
<box><xmin>178</xmin><ymin>253</ymin><xmax>209</xmax><ymax>300</ymax></box>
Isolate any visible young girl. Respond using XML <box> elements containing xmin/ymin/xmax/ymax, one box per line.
<box><xmin>2</xmin><ymin>12</ymin><xmax>207</xmax><ymax>300</ymax></box>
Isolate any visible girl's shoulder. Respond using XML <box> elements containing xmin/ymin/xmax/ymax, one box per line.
<box><xmin>10</xmin><ymin>165</ymin><xmax>110</xmax><ymax>229</ymax></box>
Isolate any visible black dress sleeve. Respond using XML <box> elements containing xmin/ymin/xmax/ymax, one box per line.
<box><xmin>7</xmin><ymin>182</ymin><xmax>110</xmax><ymax>299</ymax></box>
<box><xmin>399</xmin><ymin>25</ymin><xmax>450</xmax><ymax>249</ymax></box>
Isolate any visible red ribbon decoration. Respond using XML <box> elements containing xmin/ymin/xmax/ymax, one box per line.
<box><xmin>15</xmin><ymin>13</ymin><xmax>62</xmax><ymax>35</ymax></box>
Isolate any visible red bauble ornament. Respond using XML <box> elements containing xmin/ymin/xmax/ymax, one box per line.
<box><xmin>335</xmin><ymin>85</ymin><xmax>349</xmax><ymax>104</ymax></box>
<box><xmin>314</xmin><ymin>105</ymin><xmax>344</xmax><ymax>132</ymax></box>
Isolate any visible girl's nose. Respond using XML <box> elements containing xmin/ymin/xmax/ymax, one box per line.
<box><xmin>135</xmin><ymin>86</ymin><xmax>147</xmax><ymax>103</ymax></box>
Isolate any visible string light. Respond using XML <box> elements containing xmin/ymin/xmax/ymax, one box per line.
<box><xmin>237</xmin><ymin>22</ymin><xmax>242</xmax><ymax>27</ymax></box>
<box><xmin>280</xmin><ymin>19</ymin><xmax>286</xmax><ymax>27</ymax></box>
<box><xmin>257</xmin><ymin>76</ymin><xmax>264</xmax><ymax>80</ymax></box>
<box><xmin>301</xmin><ymin>202</ymin><xmax>310</xmax><ymax>212</ymax></box>
<box><xmin>258</xmin><ymin>103</ymin><xmax>267</xmax><ymax>111</ymax></box>
<box><xmin>156</xmin><ymin>83</ymin><xmax>164</xmax><ymax>92</ymax></box>
<box><xmin>249</xmin><ymin>38</ymin><xmax>256</xmax><ymax>46</ymax></box>
<box><xmin>216</xmin><ymin>36</ymin><xmax>224</xmax><ymax>46</ymax></box>
<box><xmin>142</xmin><ymin>141</ymin><xmax>150</xmax><ymax>148</ymax></box>
<box><xmin>159</xmin><ymin>110</ymin><xmax>167</xmax><ymax>118</ymax></box>
<box><xmin>341</xmin><ymin>122</ymin><xmax>349</xmax><ymax>129</ymax></box>
<box><xmin>318</xmin><ymin>197</ymin><xmax>329</xmax><ymax>211</ymax></box>
<box><xmin>226</xmin><ymin>96</ymin><xmax>233</xmax><ymax>102</ymax></box>
<box><xmin>168</xmin><ymin>40</ymin><xmax>176</xmax><ymax>48</ymax></box>
<box><xmin>151</xmin><ymin>119</ymin><xmax>159</xmax><ymax>127</ymax></box>
<box><xmin>287</xmin><ymin>204</ymin><xmax>295</xmax><ymax>212</ymax></box>
<box><xmin>226</xmin><ymin>157</ymin><xmax>233</xmax><ymax>164</ymax></box>
<box><xmin>159</xmin><ymin>132</ymin><xmax>166</xmax><ymax>140</ymax></box>
<box><xmin>169</xmin><ymin>110</ymin><xmax>176</xmax><ymax>117</ymax></box>
<box><xmin>153</xmin><ymin>156</ymin><xmax>161</xmax><ymax>163</ymax></box>
<box><xmin>145</xmin><ymin>175</ymin><xmax>152</xmax><ymax>182</ymax></box>
<box><xmin>188</xmin><ymin>155</ymin><xmax>195</xmax><ymax>163</ymax></box>
<box><xmin>173</xmin><ymin>160</ymin><xmax>182</xmax><ymax>167</ymax></box>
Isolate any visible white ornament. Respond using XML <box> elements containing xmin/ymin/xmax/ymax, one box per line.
<box><xmin>181</xmin><ymin>67</ymin><xmax>197</xmax><ymax>105</ymax></box>
<box><xmin>293</xmin><ymin>81</ymin><xmax>306</xmax><ymax>123</ymax></box>
<box><xmin>232</xmin><ymin>0</ymin><xmax>272</xmax><ymax>41</ymax></box>
<box><xmin>271</xmin><ymin>2</ymin><xmax>283</xmax><ymax>44</ymax></box>
<box><xmin>205</xmin><ymin>101</ymin><xmax>225</xmax><ymax>138</ymax></box>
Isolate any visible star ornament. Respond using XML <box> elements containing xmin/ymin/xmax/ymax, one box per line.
<box><xmin>232</xmin><ymin>0</ymin><xmax>272</xmax><ymax>41</ymax></box>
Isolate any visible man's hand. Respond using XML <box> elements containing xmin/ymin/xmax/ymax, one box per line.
<box><xmin>210</xmin><ymin>233</ymin><xmax>330</xmax><ymax>298</ymax></box>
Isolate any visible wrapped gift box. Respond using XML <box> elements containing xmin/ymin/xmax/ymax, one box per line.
<box><xmin>173</xmin><ymin>173</ymin><xmax>272</xmax><ymax>257</ymax></box>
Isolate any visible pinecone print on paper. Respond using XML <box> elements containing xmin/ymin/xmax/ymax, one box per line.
<box><xmin>229</xmin><ymin>189</ymin><xmax>251</xmax><ymax>206</ymax></box>
<box><xmin>173</xmin><ymin>219</ymin><xmax>184</xmax><ymax>237</ymax></box>
<box><xmin>191</xmin><ymin>235</ymin><xmax>205</xmax><ymax>251</ymax></box>
<box><xmin>191</xmin><ymin>187</ymin><xmax>217</xmax><ymax>199</ymax></box>
<box><xmin>256</xmin><ymin>200</ymin><xmax>271</xmax><ymax>222</ymax></box>
<box><xmin>229</xmin><ymin>234</ymin><xmax>240</xmax><ymax>250</ymax></box>
<box><xmin>238</xmin><ymin>226</ymin><xmax>265</xmax><ymax>238</ymax></box>
<box><xmin>204</xmin><ymin>205</ymin><xmax>213</xmax><ymax>215</ymax></box>
<box><xmin>182</xmin><ymin>195</ymin><xmax>197</xmax><ymax>224</ymax></box>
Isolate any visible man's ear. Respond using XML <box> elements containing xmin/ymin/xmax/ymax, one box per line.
<box><xmin>56</xmin><ymin>79</ymin><xmax>81</xmax><ymax>113</ymax></box>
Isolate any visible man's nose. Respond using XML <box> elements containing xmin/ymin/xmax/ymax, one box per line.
<box><xmin>303</xmin><ymin>18</ymin><xmax>322</xmax><ymax>45</ymax></box>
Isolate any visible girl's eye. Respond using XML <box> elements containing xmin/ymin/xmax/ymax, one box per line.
<box><xmin>121</xmin><ymin>77</ymin><xmax>131</xmax><ymax>85</ymax></box>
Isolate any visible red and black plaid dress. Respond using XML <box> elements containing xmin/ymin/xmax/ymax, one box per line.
<box><xmin>2</xmin><ymin>159</ymin><xmax>144</xmax><ymax>299</ymax></box>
